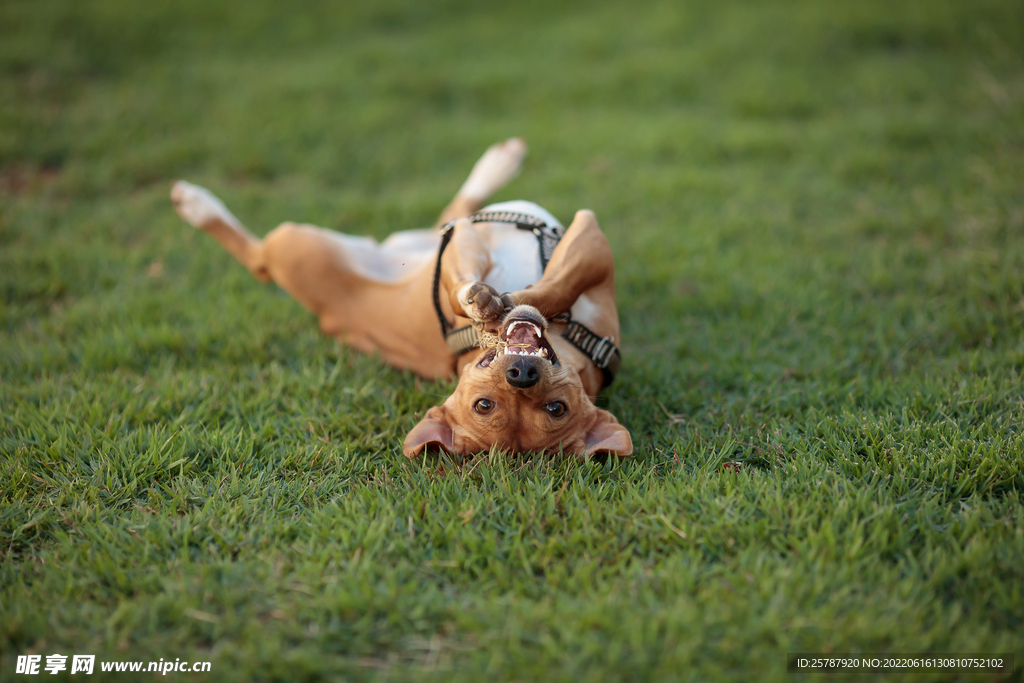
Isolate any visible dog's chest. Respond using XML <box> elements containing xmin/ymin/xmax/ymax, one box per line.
<box><xmin>477</xmin><ymin>200</ymin><xmax>560</xmax><ymax>294</ymax></box>
<box><xmin>482</xmin><ymin>224</ymin><xmax>544</xmax><ymax>293</ymax></box>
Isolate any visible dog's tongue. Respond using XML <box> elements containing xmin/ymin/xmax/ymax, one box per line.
<box><xmin>498</xmin><ymin>317</ymin><xmax>557</xmax><ymax>363</ymax></box>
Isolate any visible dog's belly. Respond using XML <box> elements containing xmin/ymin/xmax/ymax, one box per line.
<box><xmin>324</xmin><ymin>229</ymin><xmax>439</xmax><ymax>283</ymax></box>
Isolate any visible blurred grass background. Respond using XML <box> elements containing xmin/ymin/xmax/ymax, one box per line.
<box><xmin>1</xmin><ymin>0</ymin><xmax>1023</xmax><ymax>681</ymax></box>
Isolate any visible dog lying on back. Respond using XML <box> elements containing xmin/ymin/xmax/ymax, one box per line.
<box><xmin>171</xmin><ymin>138</ymin><xmax>632</xmax><ymax>458</ymax></box>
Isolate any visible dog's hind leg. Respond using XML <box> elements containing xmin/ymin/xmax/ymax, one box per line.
<box><xmin>171</xmin><ymin>181</ymin><xmax>272</xmax><ymax>282</ymax></box>
<box><xmin>172</xmin><ymin>180</ymin><xmax>453</xmax><ymax>376</ymax></box>
<box><xmin>434</xmin><ymin>137</ymin><xmax>527</xmax><ymax>228</ymax></box>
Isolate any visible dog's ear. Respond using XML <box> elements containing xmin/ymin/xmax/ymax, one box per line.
<box><xmin>584</xmin><ymin>409</ymin><xmax>633</xmax><ymax>457</ymax></box>
<box><xmin>403</xmin><ymin>406</ymin><xmax>455</xmax><ymax>458</ymax></box>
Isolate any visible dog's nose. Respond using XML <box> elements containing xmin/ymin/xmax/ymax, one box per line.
<box><xmin>505</xmin><ymin>356</ymin><xmax>541</xmax><ymax>388</ymax></box>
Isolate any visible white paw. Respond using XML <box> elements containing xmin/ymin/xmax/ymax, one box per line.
<box><xmin>458</xmin><ymin>137</ymin><xmax>527</xmax><ymax>201</ymax></box>
<box><xmin>171</xmin><ymin>180</ymin><xmax>238</xmax><ymax>228</ymax></box>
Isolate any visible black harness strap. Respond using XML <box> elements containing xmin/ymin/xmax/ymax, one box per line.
<box><xmin>432</xmin><ymin>210</ymin><xmax>621</xmax><ymax>387</ymax></box>
<box><xmin>562</xmin><ymin>320</ymin><xmax>621</xmax><ymax>388</ymax></box>
<box><xmin>431</xmin><ymin>223</ymin><xmax>459</xmax><ymax>336</ymax></box>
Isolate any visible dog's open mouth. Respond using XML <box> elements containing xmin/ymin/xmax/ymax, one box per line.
<box><xmin>477</xmin><ymin>306</ymin><xmax>559</xmax><ymax>368</ymax></box>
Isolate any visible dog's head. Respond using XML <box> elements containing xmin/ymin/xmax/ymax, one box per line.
<box><xmin>403</xmin><ymin>305</ymin><xmax>632</xmax><ymax>459</ymax></box>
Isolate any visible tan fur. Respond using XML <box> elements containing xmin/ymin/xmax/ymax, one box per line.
<box><xmin>171</xmin><ymin>138</ymin><xmax>631</xmax><ymax>458</ymax></box>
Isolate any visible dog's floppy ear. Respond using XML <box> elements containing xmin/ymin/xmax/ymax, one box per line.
<box><xmin>403</xmin><ymin>406</ymin><xmax>455</xmax><ymax>458</ymax></box>
<box><xmin>584</xmin><ymin>409</ymin><xmax>633</xmax><ymax>457</ymax></box>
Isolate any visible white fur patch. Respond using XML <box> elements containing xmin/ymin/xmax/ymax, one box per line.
<box><xmin>171</xmin><ymin>180</ymin><xmax>241</xmax><ymax>229</ymax></box>
<box><xmin>475</xmin><ymin>200</ymin><xmax>561</xmax><ymax>294</ymax></box>
<box><xmin>570</xmin><ymin>293</ymin><xmax>601</xmax><ymax>329</ymax></box>
<box><xmin>481</xmin><ymin>225</ymin><xmax>543</xmax><ymax>294</ymax></box>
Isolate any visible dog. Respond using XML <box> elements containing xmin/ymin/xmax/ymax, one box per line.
<box><xmin>171</xmin><ymin>138</ymin><xmax>632</xmax><ymax>458</ymax></box>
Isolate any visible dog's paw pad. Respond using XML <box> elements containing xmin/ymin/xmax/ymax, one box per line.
<box><xmin>171</xmin><ymin>180</ymin><xmax>234</xmax><ymax>228</ymax></box>
<box><xmin>460</xmin><ymin>282</ymin><xmax>509</xmax><ymax>322</ymax></box>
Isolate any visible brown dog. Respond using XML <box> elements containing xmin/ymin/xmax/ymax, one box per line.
<box><xmin>171</xmin><ymin>138</ymin><xmax>632</xmax><ymax>458</ymax></box>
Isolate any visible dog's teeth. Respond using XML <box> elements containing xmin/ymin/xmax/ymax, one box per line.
<box><xmin>505</xmin><ymin>320</ymin><xmax>543</xmax><ymax>336</ymax></box>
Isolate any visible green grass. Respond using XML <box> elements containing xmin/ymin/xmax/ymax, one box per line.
<box><xmin>2</xmin><ymin>0</ymin><xmax>1023</xmax><ymax>680</ymax></box>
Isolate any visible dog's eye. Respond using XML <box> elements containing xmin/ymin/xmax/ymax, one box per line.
<box><xmin>474</xmin><ymin>398</ymin><xmax>495</xmax><ymax>414</ymax></box>
<box><xmin>544</xmin><ymin>401</ymin><xmax>567</xmax><ymax>418</ymax></box>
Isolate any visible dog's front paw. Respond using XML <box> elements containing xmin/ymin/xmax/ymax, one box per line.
<box><xmin>460</xmin><ymin>282</ymin><xmax>512</xmax><ymax>323</ymax></box>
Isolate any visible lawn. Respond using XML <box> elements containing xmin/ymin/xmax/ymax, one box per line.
<box><xmin>2</xmin><ymin>0</ymin><xmax>1023</xmax><ymax>680</ymax></box>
